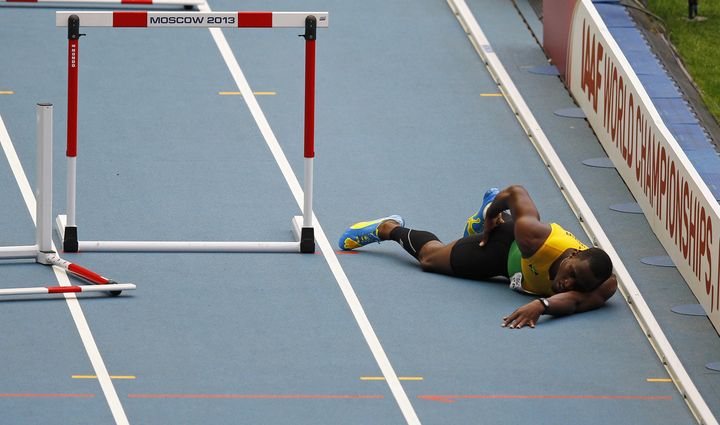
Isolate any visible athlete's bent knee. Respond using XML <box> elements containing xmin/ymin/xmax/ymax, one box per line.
<box><xmin>419</xmin><ymin>255</ymin><xmax>436</xmax><ymax>272</ymax></box>
<box><xmin>417</xmin><ymin>242</ymin><xmax>451</xmax><ymax>274</ymax></box>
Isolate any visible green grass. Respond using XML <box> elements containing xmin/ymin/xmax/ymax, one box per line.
<box><xmin>646</xmin><ymin>0</ymin><xmax>720</xmax><ymax>121</ymax></box>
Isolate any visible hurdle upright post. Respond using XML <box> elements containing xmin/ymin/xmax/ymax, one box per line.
<box><xmin>300</xmin><ymin>15</ymin><xmax>316</xmax><ymax>254</ymax></box>
<box><xmin>64</xmin><ymin>14</ymin><xmax>83</xmax><ymax>253</ymax></box>
<box><xmin>36</xmin><ymin>103</ymin><xmax>54</xmax><ymax>259</ymax></box>
<box><xmin>0</xmin><ymin>102</ymin><xmax>135</xmax><ymax>296</ymax></box>
<box><xmin>0</xmin><ymin>104</ymin><xmax>54</xmax><ymax>261</ymax></box>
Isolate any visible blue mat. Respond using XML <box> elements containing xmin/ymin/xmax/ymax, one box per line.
<box><xmin>652</xmin><ymin>98</ymin><xmax>698</xmax><ymax>124</ymax></box>
<box><xmin>640</xmin><ymin>74</ymin><xmax>681</xmax><ymax>99</ymax></box>
<box><xmin>610</xmin><ymin>202</ymin><xmax>643</xmax><ymax>214</ymax></box>
<box><xmin>668</xmin><ymin>124</ymin><xmax>712</xmax><ymax>150</ymax></box>
<box><xmin>641</xmin><ymin>255</ymin><xmax>675</xmax><ymax>267</ymax></box>
<box><xmin>609</xmin><ymin>27</ymin><xmax>649</xmax><ymax>51</ymax></box>
<box><xmin>626</xmin><ymin>50</ymin><xmax>666</xmax><ymax>76</ymax></box>
<box><xmin>671</xmin><ymin>304</ymin><xmax>707</xmax><ymax>316</ymax></box>
<box><xmin>527</xmin><ymin>65</ymin><xmax>560</xmax><ymax>75</ymax></box>
<box><xmin>595</xmin><ymin>3</ymin><xmax>635</xmax><ymax>28</ymax></box>
<box><xmin>701</xmin><ymin>173</ymin><xmax>720</xmax><ymax>199</ymax></box>
<box><xmin>583</xmin><ymin>157</ymin><xmax>615</xmax><ymax>168</ymax></box>
<box><xmin>684</xmin><ymin>149</ymin><xmax>720</xmax><ymax>174</ymax></box>
<box><xmin>554</xmin><ymin>107</ymin><xmax>586</xmax><ymax>118</ymax></box>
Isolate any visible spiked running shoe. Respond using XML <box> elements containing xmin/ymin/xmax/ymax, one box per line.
<box><xmin>463</xmin><ymin>187</ymin><xmax>499</xmax><ymax>237</ymax></box>
<box><xmin>338</xmin><ymin>215</ymin><xmax>405</xmax><ymax>251</ymax></box>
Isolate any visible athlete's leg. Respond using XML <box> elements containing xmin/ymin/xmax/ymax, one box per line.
<box><xmin>341</xmin><ymin>217</ymin><xmax>511</xmax><ymax>278</ymax></box>
<box><xmin>449</xmin><ymin>220</ymin><xmax>515</xmax><ymax>280</ymax></box>
<box><xmin>377</xmin><ymin>220</ymin><xmax>459</xmax><ymax>275</ymax></box>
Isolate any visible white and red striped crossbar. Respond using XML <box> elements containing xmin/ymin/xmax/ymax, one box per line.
<box><xmin>0</xmin><ymin>283</ymin><xmax>136</xmax><ymax>296</ymax></box>
<box><xmin>56</xmin><ymin>11</ymin><xmax>329</xmax><ymax>28</ymax></box>
<box><xmin>41</xmin><ymin>253</ymin><xmax>120</xmax><ymax>285</ymax></box>
<box><xmin>6</xmin><ymin>0</ymin><xmax>202</xmax><ymax>4</ymax></box>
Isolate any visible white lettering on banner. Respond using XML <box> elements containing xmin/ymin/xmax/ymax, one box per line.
<box><xmin>569</xmin><ymin>2</ymin><xmax>720</xmax><ymax>330</ymax></box>
<box><xmin>148</xmin><ymin>14</ymin><xmax>236</xmax><ymax>27</ymax></box>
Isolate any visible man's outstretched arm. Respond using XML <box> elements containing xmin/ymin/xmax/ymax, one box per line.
<box><xmin>501</xmin><ymin>275</ymin><xmax>618</xmax><ymax>329</ymax></box>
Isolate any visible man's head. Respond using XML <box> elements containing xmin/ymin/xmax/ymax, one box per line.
<box><xmin>552</xmin><ymin>247</ymin><xmax>613</xmax><ymax>293</ymax></box>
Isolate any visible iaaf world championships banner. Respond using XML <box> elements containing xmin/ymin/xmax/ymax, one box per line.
<box><xmin>563</xmin><ymin>0</ymin><xmax>720</xmax><ymax>331</ymax></box>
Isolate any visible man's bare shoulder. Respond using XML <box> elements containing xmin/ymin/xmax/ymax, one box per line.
<box><xmin>514</xmin><ymin>216</ymin><xmax>552</xmax><ymax>257</ymax></box>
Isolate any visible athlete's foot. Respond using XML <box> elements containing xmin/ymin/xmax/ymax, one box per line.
<box><xmin>377</xmin><ymin>218</ymin><xmax>403</xmax><ymax>239</ymax></box>
<box><xmin>338</xmin><ymin>215</ymin><xmax>405</xmax><ymax>250</ymax></box>
<box><xmin>463</xmin><ymin>187</ymin><xmax>499</xmax><ymax>237</ymax></box>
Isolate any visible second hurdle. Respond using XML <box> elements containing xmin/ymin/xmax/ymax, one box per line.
<box><xmin>55</xmin><ymin>10</ymin><xmax>328</xmax><ymax>254</ymax></box>
<box><xmin>0</xmin><ymin>104</ymin><xmax>134</xmax><ymax>297</ymax></box>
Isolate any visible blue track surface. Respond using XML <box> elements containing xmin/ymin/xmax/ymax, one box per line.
<box><xmin>1</xmin><ymin>0</ymin><xmax>718</xmax><ymax>424</ymax></box>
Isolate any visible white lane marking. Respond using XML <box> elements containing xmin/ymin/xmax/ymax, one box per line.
<box><xmin>0</xmin><ymin>114</ymin><xmax>129</xmax><ymax>425</ymax></box>
<box><xmin>199</xmin><ymin>3</ymin><xmax>421</xmax><ymax>424</ymax></box>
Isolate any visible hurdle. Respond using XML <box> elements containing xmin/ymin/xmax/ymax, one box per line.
<box><xmin>2</xmin><ymin>0</ymin><xmax>202</xmax><ymax>8</ymax></box>
<box><xmin>0</xmin><ymin>103</ymin><xmax>135</xmax><ymax>296</ymax></box>
<box><xmin>54</xmin><ymin>10</ymin><xmax>328</xmax><ymax>254</ymax></box>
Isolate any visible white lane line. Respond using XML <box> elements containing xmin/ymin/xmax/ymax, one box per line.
<box><xmin>199</xmin><ymin>3</ymin><xmax>421</xmax><ymax>424</ymax></box>
<box><xmin>0</xmin><ymin>114</ymin><xmax>129</xmax><ymax>425</ymax></box>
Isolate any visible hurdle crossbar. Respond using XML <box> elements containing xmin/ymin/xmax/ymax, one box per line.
<box><xmin>0</xmin><ymin>284</ymin><xmax>136</xmax><ymax>296</ymax></box>
<box><xmin>55</xmin><ymin>11</ymin><xmax>325</xmax><ymax>253</ymax></box>
<box><xmin>0</xmin><ymin>104</ymin><xmax>134</xmax><ymax>297</ymax></box>
<box><xmin>5</xmin><ymin>0</ymin><xmax>203</xmax><ymax>6</ymax></box>
<box><xmin>56</xmin><ymin>11</ymin><xmax>329</xmax><ymax>27</ymax></box>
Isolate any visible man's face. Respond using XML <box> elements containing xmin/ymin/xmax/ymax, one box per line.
<box><xmin>552</xmin><ymin>249</ymin><xmax>596</xmax><ymax>293</ymax></box>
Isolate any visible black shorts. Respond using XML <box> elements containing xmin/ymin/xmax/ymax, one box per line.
<box><xmin>449</xmin><ymin>220</ymin><xmax>515</xmax><ymax>280</ymax></box>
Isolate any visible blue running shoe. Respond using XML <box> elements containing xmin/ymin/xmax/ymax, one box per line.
<box><xmin>463</xmin><ymin>188</ymin><xmax>499</xmax><ymax>237</ymax></box>
<box><xmin>338</xmin><ymin>215</ymin><xmax>404</xmax><ymax>250</ymax></box>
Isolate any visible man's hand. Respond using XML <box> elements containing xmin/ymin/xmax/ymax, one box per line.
<box><xmin>478</xmin><ymin>213</ymin><xmax>505</xmax><ymax>247</ymax></box>
<box><xmin>502</xmin><ymin>300</ymin><xmax>544</xmax><ymax>329</ymax></box>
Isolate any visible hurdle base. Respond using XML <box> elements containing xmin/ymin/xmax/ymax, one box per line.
<box><xmin>53</xmin><ymin>214</ymin><xmax>313</xmax><ymax>253</ymax></box>
<box><xmin>0</xmin><ymin>246</ymin><xmax>133</xmax><ymax>297</ymax></box>
<box><xmin>0</xmin><ymin>245</ymin><xmax>39</xmax><ymax>260</ymax></box>
<box><xmin>291</xmin><ymin>216</ymin><xmax>315</xmax><ymax>253</ymax></box>
<box><xmin>37</xmin><ymin>250</ymin><xmax>56</xmax><ymax>265</ymax></box>
<box><xmin>55</xmin><ymin>215</ymin><xmax>78</xmax><ymax>252</ymax></box>
<box><xmin>73</xmin><ymin>240</ymin><xmax>302</xmax><ymax>252</ymax></box>
<box><xmin>63</xmin><ymin>226</ymin><xmax>78</xmax><ymax>253</ymax></box>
